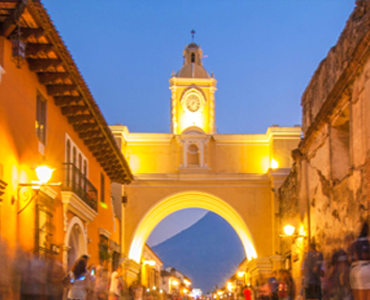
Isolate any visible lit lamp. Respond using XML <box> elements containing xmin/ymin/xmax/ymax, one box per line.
<box><xmin>184</xmin><ymin>279</ymin><xmax>191</xmax><ymax>286</ymax></box>
<box><xmin>284</xmin><ymin>225</ymin><xmax>295</xmax><ymax>236</ymax></box>
<box><xmin>14</xmin><ymin>162</ymin><xmax>61</xmax><ymax>207</ymax></box>
<box><xmin>270</xmin><ymin>159</ymin><xmax>279</xmax><ymax>169</ymax></box>
<box><xmin>35</xmin><ymin>165</ymin><xmax>54</xmax><ymax>184</ymax></box>
<box><xmin>172</xmin><ymin>280</ymin><xmax>179</xmax><ymax>286</ymax></box>
<box><xmin>143</xmin><ymin>259</ymin><xmax>156</xmax><ymax>266</ymax></box>
<box><xmin>237</xmin><ymin>271</ymin><xmax>244</xmax><ymax>278</ymax></box>
<box><xmin>280</xmin><ymin>224</ymin><xmax>305</xmax><ymax>239</ymax></box>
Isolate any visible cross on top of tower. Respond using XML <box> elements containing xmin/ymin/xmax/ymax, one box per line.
<box><xmin>191</xmin><ymin>29</ymin><xmax>195</xmax><ymax>42</ymax></box>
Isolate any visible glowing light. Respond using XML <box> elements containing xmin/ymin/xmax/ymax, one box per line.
<box><xmin>217</xmin><ymin>292</ymin><xmax>223</xmax><ymax>295</ymax></box>
<box><xmin>35</xmin><ymin>165</ymin><xmax>54</xmax><ymax>184</ymax></box>
<box><xmin>153</xmin><ymin>287</ymin><xmax>157</xmax><ymax>290</ymax></box>
<box><xmin>172</xmin><ymin>280</ymin><xmax>179</xmax><ymax>286</ymax></box>
<box><xmin>284</xmin><ymin>225</ymin><xmax>295</xmax><ymax>236</ymax></box>
<box><xmin>184</xmin><ymin>279</ymin><xmax>191</xmax><ymax>286</ymax></box>
<box><xmin>143</xmin><ymin>260</ymin><xmax>156</xmax><ymax>266</ymax></box>
<box><xmin>183</xmin><ymin>288</ymin><xmax>188</xmax><ymax>294</ymax></box>
<box><xmin>270</xmin><ymin>159</ymin><xmax>279</xmax><ymax>169</ymax></box>
<box><xmin>237</xmin><ymin>271</ymin><xmax>245</xmax><ymax>278</ymax></box>
<box><xmin>160</xmin><ymin>290</ymin><xmax>163</xmax><ymax>294</ymax></box>
<box><xmin>214</xmin><ymin>296</ymin><xmax>217</xmax><ymax>299</ymax></box>
<box><xmin>147</xmin><ymin>289</ymin><xmax>150</xmax><ymax>292</ymax></box>
<box><xmin>299</xmin><ymin>225</ymin><xmax>305</xmax><ymax>236</ymax></box>
<box><xmin>128</xmin><ymin>192</ymin><xmax>258</xmax><ymax>263</ymax></box>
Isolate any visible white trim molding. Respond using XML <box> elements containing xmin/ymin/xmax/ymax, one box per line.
<box><xmin>61</xmin><ymin>191</ymin><xmax>97</xmax><ymax>231</ymax></box>
<box><xmin>98</xmin><ymin>228</ymin><xmax>111</xmax><ymax>239</ymax></box>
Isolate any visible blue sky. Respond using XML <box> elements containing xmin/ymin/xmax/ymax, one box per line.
<box><xmin>42</xmin><ymin>0</ymin><xmax>355</xmax><ymax>244</ymax></box>
<box><xmin>43</xmin><ymin>0</ymin><xmax>354</xmax><ymax>135</ymax></box>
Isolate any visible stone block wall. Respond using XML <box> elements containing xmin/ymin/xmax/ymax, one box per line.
<box><xmin>278</xmin><ymin>0</ymin><xmax>370</xmax><ymax>294</ymax></box>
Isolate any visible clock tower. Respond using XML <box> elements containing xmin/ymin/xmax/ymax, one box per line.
<box><xmin>169</xmin><ymin>42</ymin><xmax>217</xmax><ymax>135</ymax></box>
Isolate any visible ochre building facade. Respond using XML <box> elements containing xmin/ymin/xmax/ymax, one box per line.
<box><xmin>0</xmin><ymin>3</ymin><xmax>132</xmax><ymax>297</ymax></box>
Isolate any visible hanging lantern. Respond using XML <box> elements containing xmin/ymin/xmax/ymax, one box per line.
<box><xmin>10</xmin><ymin>26</ymin><xmax>26</xmax><ymax>68</ymax></box>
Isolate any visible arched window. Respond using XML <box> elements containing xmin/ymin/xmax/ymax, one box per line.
<box><xmin>83</xmin><ymin>160</ymin><xmax>87</xmax><ymax>190</ymax></box>
<box><xmin>187</xmin><ymin>144</ymin><xmax>199</xmax><ymax>166</ymax></box>
<box><xmin>66</xmin><ymin>140</ymin><xmax>71</xmax><ymax>184</ymax></box>
<box><xmin>78</xmin><ymin>154</ymin><xmax>82</xmax><ymax>188</ymax></box>
<box><xmin>191</xmin><ymin>53</ymin><xmax>195</xmax><ymax>63</ymax></box>
<box><xmin>72</xmin><ymin>147</ymin><xmax>77</xmax><ymax>186</ymax></box>
<box><xmin>66</xmin><ymin>140</ymin><xmax>71</xmax><ymax>163</ymax></box>
<box><xmin>73</xmin><ymin>147</ymin><xmax>77</xmax><ymax>166</ymax></box>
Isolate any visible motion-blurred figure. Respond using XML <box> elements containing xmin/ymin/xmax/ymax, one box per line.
<box><xmin>108</xmin><ymin>265</ymin><xmax>123</xmax><ymax>300</ymax></box>
<box><xmin>350</xmin><ymin>221</ymin><xmax>370</xmax><ymax>300</ymax></box>
<box><xmin>302</xmin><ymin>242</ymin><xmax>324</xmax><ymax>300</ymax></box>
<box><xmin>0</xmin><ymin>238</ymin><xmax>12</xmax><ymax>300</ymax></box>
<box><xmin>63</xmin><ymin>255</ymin><xmax>93</xmax><ymax>300</ymax></box>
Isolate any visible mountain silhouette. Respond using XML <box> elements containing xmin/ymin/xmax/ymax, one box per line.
<box><xmin>152</xmin><ymin>211</ymin><xmax>245</xmax><ymax>292</ymax></box>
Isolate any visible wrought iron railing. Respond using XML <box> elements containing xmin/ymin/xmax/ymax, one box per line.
<box><xmin>62</xmin><ymin>163</ymin><xmax>98</xmax><ymax>211</ymax></box>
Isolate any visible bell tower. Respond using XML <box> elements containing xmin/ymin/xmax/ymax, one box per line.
<box><xmin>169</xmin><ymin>41</ymin><xmax>217</xmax><ymax>135</ymax></box>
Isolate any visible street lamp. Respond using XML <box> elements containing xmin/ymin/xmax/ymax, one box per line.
<box><xmin>284</xmin><ymin>225</ymin><xmax>295</xmax><ymax>236</ymax></box>
<box><xmin>280</xmin><ymin>224</ymin><xmax>305</xmax><ymax>238</ymax></box>
<box><xmin>35</xmin><ymin>165</ymin><xmax>55</xmax><ymax>184</ymax></box>
<box><xmin>13</xmin><ymin>162</ymin><xmax>61</xmax><ymax>210</ymax></box>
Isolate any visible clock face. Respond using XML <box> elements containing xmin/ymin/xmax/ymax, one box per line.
<box><xmin>186</xmin><ymin>94</ymin><xmax>201</xmax><ymax>112</ymax></box>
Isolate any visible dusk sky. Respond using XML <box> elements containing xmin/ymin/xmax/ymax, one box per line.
<box><xmin>42</xmin><ymin>0</ymin><xmax>355</xmax><ymax>245</ymax></box>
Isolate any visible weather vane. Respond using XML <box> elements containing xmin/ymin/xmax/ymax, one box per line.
<box><xmin>191</xmin><ymin>29</ymin><xmax>195</xmax><ymax>42</ymax></box>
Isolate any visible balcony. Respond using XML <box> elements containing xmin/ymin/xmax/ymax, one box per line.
<box><xmin>62</xmin><ymin>163</ymin><xmax>98</xmax><ymax>211</ymax></box>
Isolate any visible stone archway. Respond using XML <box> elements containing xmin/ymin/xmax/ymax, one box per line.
<box><xmin>128</xmin><ymin>191</ymin><xmax>257</xmax><ymax>264</ymax></box>
<box><xmin>64</xmin><ymin>216</ymin><xmax>87</xmax><ymax>270</ymax></box>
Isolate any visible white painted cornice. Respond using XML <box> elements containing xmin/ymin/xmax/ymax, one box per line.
<box><xmin>40</xmin><ymin>186</ymin><xmax>58</xmax><ymax>199</ymax></box>
<box><xmin>98</xmin><ymin>228</ymin><xmax>111</xmax><ymax>238</ymax></box>
<box><xmin>61</xmin><ymin>191</ymin><xmax>97</xmax><ymax>222</ymax></box>
<box><xmin>132</xmin><ymin>172</ymin><xmax>270</xmax><ymax>182</ymax></box>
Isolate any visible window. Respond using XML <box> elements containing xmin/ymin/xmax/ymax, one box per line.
<box><xmin>35</xmin><ymin>92</ymin><xmax>47</xmax><ymax>144</ymax></box>
<box><xmin>66</xmin><ymin>140</ymin><xmax>71</xmax><ymax>163</ymax></box>
<box><xmin>191</xmin><ymin>53</ymin><xmax>195</xmax><ymax>63</ymax></box>
<box><xmin>331</xmin><ymin>106</ymin><xmax>350</xmax><ymax>181</ymax></box>
<box><xmin>187</xmin><ymin>144</ymin><xmax>199</xmax><ymax>166</ymax></box>
<box><xmin>100</xmin><ymin>173</ymin><xmax>105</xmax><ymax>203</ymax></box>
<box><xmin>73</xmin><ymin>147</ymin><xmax>76</xmax><ymax>166</ymax></box>
<box><xmin>83</xmin><ymin>160</ymin><xmax>87</xmax><ymax>190</ymax></box>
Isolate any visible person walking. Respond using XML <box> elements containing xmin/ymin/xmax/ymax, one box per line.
<box><xmin>63</xmin><ymin>255</ymin><xmax>93</xmax><ymax>300</ymax></box>
<box><xmin>243</xmin><ymin>286</ymin><xmax>252</xmax><ymax>300</ymax></box>
<box><xmin>302</xmin><ymin>242</ymin><xmax>324</xmax><ymax>300</ymax></box>
<box><xmin>283</xmin><ymin>270</ymin><xmax>295</xmax><ymax>300</ymax></box>
<box><xmin>350</xmin><ymin>221</ymin><xmax>370</xmax><ymax>300</ymax></box>
<box><xmin>108</xmin><ymin>265</ymin><xmax>123</xmax><ymax>300</ymax></box>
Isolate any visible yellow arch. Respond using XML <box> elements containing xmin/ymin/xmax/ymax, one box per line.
<box><xmin>128</xmin><ymin>191</ymin><xmax>258</xmax><ymax>263</ymax></box>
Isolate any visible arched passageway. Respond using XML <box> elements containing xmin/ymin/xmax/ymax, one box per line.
<box><xmin>128</xmin><ymin>191</ymin><xmax>257</xmax><ymax>263</ymax></box>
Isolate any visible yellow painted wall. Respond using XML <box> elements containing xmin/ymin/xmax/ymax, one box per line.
<box><xmin>111</xmin><ymin>124</ymin><xmax>300</xmax><ymax>262</ymax></box>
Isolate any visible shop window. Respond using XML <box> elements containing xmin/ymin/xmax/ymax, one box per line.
<box><xmin>35</xmin><ymin>92</ymin><xmax>47</xmax><ymax>144</ymax></box>
<box><xmin>98</xmin><ymin>235</ymin><xmax>109</xmax><ymax>265</ymax></box>
<box><xmin>331</xmin><ymin>106</ymin><xmax>350</xmax><ymax>181</ymax></box>
<box><xmin>187</xmin><ymin>144</ymin><xmax>199</xmax><ymax>166</ymax></box>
